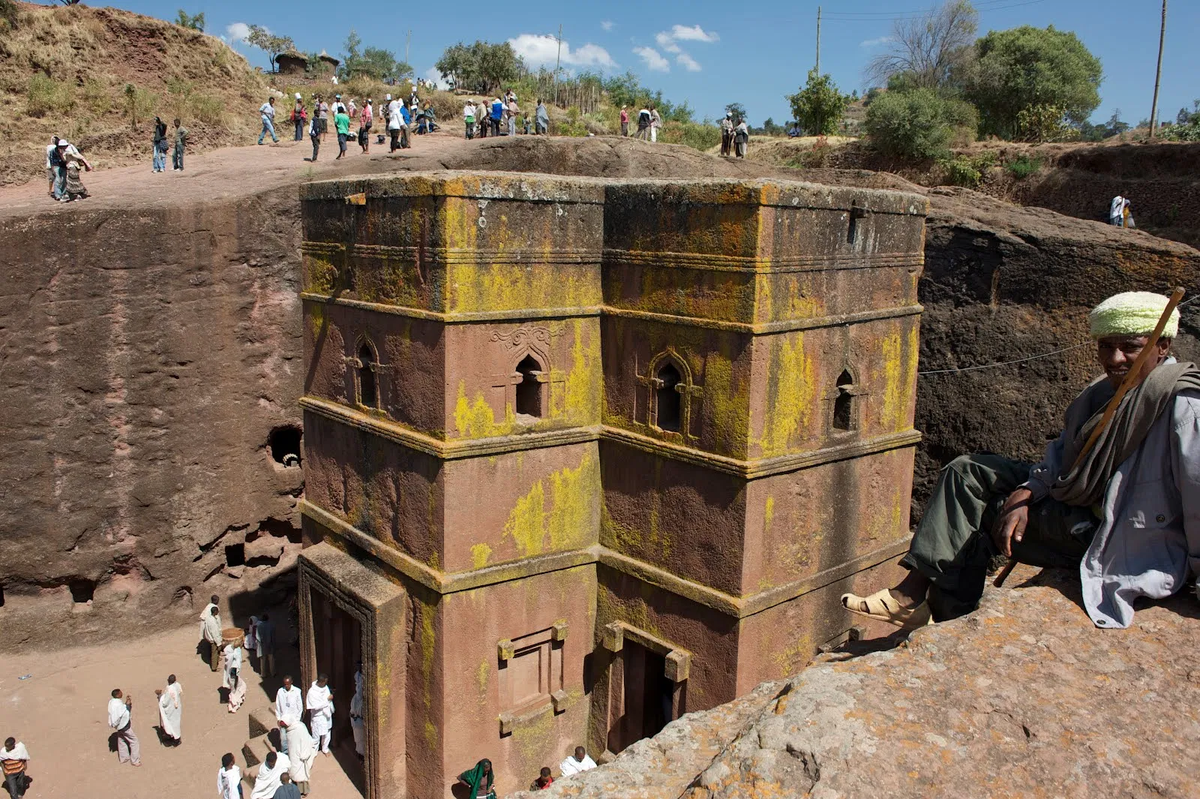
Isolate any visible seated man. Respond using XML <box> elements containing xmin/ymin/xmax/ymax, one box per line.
<box><xmin>843</xmin><ymin>291</ymin><xmax>1200</xmax><ymax>630</ymax></box>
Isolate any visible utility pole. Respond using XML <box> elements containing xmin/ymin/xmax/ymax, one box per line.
<box><xmin>554</xmin><ymin>24</ymin><xmax>563</xmax><ymax>105</ymax></box>
<box><xmin>1149</xmin><ymin>0</ymin><xmax>1166</xmax><ymax>139</ymax></box>
<box><xmin>815</xmin><ymin>6</ymin><xmax>822</xmax><ymax>73</ymax></box>
<box><xmin>406</xmin><ymin>30</ymin><xmax>412</xmax><ymax>71</ymax></box>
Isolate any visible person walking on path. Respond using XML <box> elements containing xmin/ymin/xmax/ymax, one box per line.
<box><xmin>172</xmin><ymin>118</ymin><xmax>188</xmax><ymax>171</ymax></box>
<box><xmin>1</xmin><ymin>738</ymin><xmax>29</xmax><ymax>799</ymax></box>
<box><xmin>275</xmin><ymin>676</ymin><xmax>304</xmax><ymax>755</ymax></box>
<box><xmin>107</xmin><ymin>689</ymin><xmax>141</xmax><ymax>767</ymax></box>
<box><xmin>506</xmin><ymin>97</ymin><xmax>519</xmax><ymax>137</ymax></box>
<box><xmin>334</xmin><ymin>105</ymin><xmax>351</xmax><ymax>159</ymax></box>
<box><xmin>490</xmin><ymin>96</ymin><xmax>504</xmax><ymax>137</ymax></box>
<box><xmin>536</xmin><ymin>99</ymin><xmax>549</xmax><ymax>135</ymax></box>
<box><xmin>317</xmin><ymin>96</ymin><xmax>330</xmax><ymax>142</ymax></box>
<box><xmin>152</xmin><ymin>116</ymin><xmax>168</xmax><ymax>172</ymax></box>
<box><xmin>58</xmin><ymin>141</ymin><xmax>92</xmax><ymax>202</ymax></box>
<box><xmin>45</xmin><ymin>135</ymin><xmax>60</xmax><ymax>197</ymax></box>
<box><xmin>305</xmin><ymin>675</ymin><xmax>334</xmax><ymax>755</ymax></box>
<box><xmin>734</xmin><ymin>118</ymin><xmax>749</xmax><ymax>158</ymax></box>
<box><xmin>291</xmin><ymin>94</ymin><xmax>307</xmax><ymax>142</ymax></box>
<box><xmin>620</xmin><ymin>106</ymin><xmax>629</xmax><ymax>136</ymax></box>
<box><xmin>258</xmin><ymin>97</ymin><xmax>279</xmax><ymax>145</ymax></box>
<box><xmin>156</xmin><ymin>674</ymin><xmax>183</xmax><ymax>746</ymax></box>
<box><xmin>464</xmin><ymin>100</ymin><xmax>476</xmax><ymax>139</ymax></box>
<box><xmin>308</xmin><ymin>113</ymin><xmax>321</xmax><ymax>161</ymax></box>
<box><xmin>650</xmin><ymin>106</ymin><xmax>661</xmax><ymax>143</ymax></box>
<box><xmin>399</xmin><ymin>103</ymin><xmax>412</xmax><ymax>149</ymax></box>
<box><xmin>359</xmin><ymin>99</ymin><xmax>373</xmax><ymax>154</ymax></box>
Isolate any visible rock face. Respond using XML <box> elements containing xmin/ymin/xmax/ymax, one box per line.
<box><xmin>516</xmin><ymin>568</ymin><xmax>1200</xmax><ymax>798</ymax></box>
<box><xmin>0</xmin><ymin>190</ymin><xmax>305</xmax><ymax>648</ymax></box>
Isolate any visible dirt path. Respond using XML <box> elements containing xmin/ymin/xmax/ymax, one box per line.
<box><xmin>0</xmin><ymin>129</ymin><xmax>475</xmax><ymax>221</ymax></box>
<box><xmin>0</xmin><ymin>614</ymin><xmax>365</xmax><ymax>798</ymax></box>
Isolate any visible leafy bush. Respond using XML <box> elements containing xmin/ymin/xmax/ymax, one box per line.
<box><xmin>940</xmin><ymin>150</ymin><xmax>997</xmax><ymax>188</ymax></box>
<box><xmin>1005</xmin><ymin>154</ymin><xmax>1042</xmax><ymax>179</ymax></box>
<box><xmin>864</xmin><ymin>88</ymin><xmax>977</xmax><ymax>161</ymax></box>
<box><xmin>81</xmin><ymin>78</ymin><xmax>112</xmax><ymax>116</ymax></box>
<box><xmin>123</xmin><ymin>83</ymin><xmax>158</xmax><ymax>128</ymax></box>
<box><xmin>660</xmin><ymin>121</ymin><xmax>720</xmax><ymax>151</ymax></box>
<box><xmin>787</xmin><ymin>69</ymin><xmax>850</xmax><ymax>136</ymax></box>
<box><xmin>27</xmin><ymin>74</ymin><xmax>75</xmax><ymax>117</ymax></box>
<box><xmin>1014</xmin><ymin>103</ymin><xmax>1070</xmax><ymax>142</ymax></box>
<box><xmin>1163</xmin><ymin>101</ymin><xmax>1200</xmax><ymax>142</ymax></box>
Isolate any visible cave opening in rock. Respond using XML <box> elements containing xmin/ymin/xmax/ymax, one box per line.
<box><xmin>0</xmin><ymin>583</ymin><xmax>5</xmax><ymax>607</ymax></box>
<box><xmin>225</xmin><ymin>543</ymin><xmax>246</xmax><ymax>568</ymax></box>
<box><xmin>69</xmin><ymin>579</ymin><xmax>95</xmax><ymax>603</ymax></box>
<box><xmin>268</xmin><ymin>425</ymin><xmax>303</xmax><ymax>467</ymax></box>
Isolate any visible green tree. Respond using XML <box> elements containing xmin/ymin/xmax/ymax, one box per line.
<box><xmin>246</xmin><ymin>24</ymin><xmax>295</xmax><ymax>72</ymax></box>
<box><xmin>174</xmin><ymin>9</ymin><xmax>204</xmax><ymax>31</ymax></box>
<box><xmin>867</xmin><ymin>0</ymin><xmax>978</xmax><ymax>91</ymax></box>
<box><xmin>787</xmin><ymin>69</ymin><xmax>850</xmax><ymax>136</ymax></box>
<box><xmin>725</xmin><ymin>102</ymin><xmax>747</xmax><ymax>122</ymax></box>
<box><xmin>865</xmin><ymin>87</ymin><xmax>977</xmax><ymax>160</ymax></box>
<box><xmin>435</xmin><ymin>40</ymin><xmax>520</xmax><ymax>95</ymax></box>
<box><xmin>339</xmin><ymin>31</ymin><xmax>410</xmax><ymax>81</ymax></box>
<box><xmin>964</xmin><ymin>25</ymin><xmax>1102</xmax><ymax>140</ymax></box>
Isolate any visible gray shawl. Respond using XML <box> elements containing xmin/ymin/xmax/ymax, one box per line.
<box><xmin>1051</xmin><ymin>361</ymin><xmax>1200</xmax><ymax>506</ymax></box>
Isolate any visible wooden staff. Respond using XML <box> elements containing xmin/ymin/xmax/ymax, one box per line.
<box><xmin>993</xmin><ymin>286</ymin><xmax>1185</xmax><ymax>588</ymax></box>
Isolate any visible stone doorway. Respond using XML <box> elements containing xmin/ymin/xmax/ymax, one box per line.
<box><xmin>310</xmin><ymin>589</ymin><xmax>363</xmax><ymax>760</ymax></box>
<box><xmin>602</xmin><ymin>623</ymin><xmax>691</xmax><ymax>755</ymax></box>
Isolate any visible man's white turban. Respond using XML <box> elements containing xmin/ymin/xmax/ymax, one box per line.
<box><xmin>1089</xmin><ymin>291</ymin><xmax>1180</xmax><ymax>339</ymax></box>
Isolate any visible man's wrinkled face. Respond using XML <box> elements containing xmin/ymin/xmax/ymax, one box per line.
<box><xmin>1096</xmin><ymin>335</ymin><xmax>1170</xmax><ymax>388</ymax></box>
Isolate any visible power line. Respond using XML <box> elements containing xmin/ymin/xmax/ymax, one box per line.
<box><xmin>823</xmin><ymin>0</ymin><xmax>1045</xmax><ymax>22</ymax></box>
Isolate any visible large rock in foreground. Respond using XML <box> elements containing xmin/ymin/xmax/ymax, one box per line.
<box><xmin>519</xmin><ymin>568</ymin><xmax>1200</xmax><ymax>798</ymax></box>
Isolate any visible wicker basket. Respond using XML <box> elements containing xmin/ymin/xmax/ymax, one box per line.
<box><xmin>221</xmin><ymin>627</ymin><xmax>244</xmax><ymax>647</ymax></box>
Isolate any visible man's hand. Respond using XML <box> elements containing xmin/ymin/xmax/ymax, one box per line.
<box><xmin>992</xmin><ymin>487</ymin><xmax>1033</xmax><ymax>558</ymax></box>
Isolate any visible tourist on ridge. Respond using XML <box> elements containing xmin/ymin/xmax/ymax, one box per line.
<box><xmin>258</xmin><ymin>97</ymin><xmax>279</xmax><ymax>145</ymax></box>
<box><xmin>359</xmin><ymin>99</ymin><xmax>373</xmax><ymax>153</ymax></box>
<box><xmin>152</xmin><ymin>116</ymin><xmax>168</xmax><ymax>172</ymax></box>
<box><xmin>560</xmin><ymin>746</ymin><xmax>597</xmax><ymax>776</ymax></box>
<box><xmin>257</xmin><ymin>612</ymin><xmax>277</xmax><ymax>677</ymax></box>
<box><xmin>649</xmin><ymin>106</ymin><xmax>661</xmax><ymax>143</ymax></box>
<box><xmin>620</xmin><ymin>106</ymin><xmax>629</xmax><ymax>136</ymax></box>
<box><xmin>529</xmin><ymin>767</ymin><xmax>554</xmax><ymax>790</ymax></box>
<box><xmin>332</xmin><ymin>93</ymin><xmax>346</xmax><ymax>116</ymax></box>
<box><xmin>291</xmin><ymin>94</ymin><xmax>307</xmax><ymax>142</ymax></box>
<box><xmin>387</xmin><ymin>99</ymin><xmax>402</xmax><ymax>152</ymax></box>
<box><xmin>172</xmin><ymin>118</ymin><xmax>188</xmax><ymax>171</ymax></box>
<box><xmin>305</xmin><ymin>675</ymin><xmax>334</xmax><ymax>755</ymax></box>
<box><xmin>399</xmin><ymin>102</ymin><xmax>413</xmax><ymax>149</ymax></box>
<box><xmin>45</xmin><ymin>135</ymin><xmax>60</xmax><ymax>197</ymax></box>
<box><xmin>107</xmin><ymin>689</ymin><xmax>141</xmax><ymax>767</ymax></box>
<box><xmin>274</xmin><ymin>772</ymin><xmax>302</xmax><ymax>799</ymax></box>
<box><xmin>842</xmin><ymin>291</ymin><xmax>1200</xmax><ymax>631</ymax></box>
<box><xmin>59</xmin><ymin>142</ymin><xmax>91</xmax><ymax>202</ymax></box>
<box><xmin>156</xmin><ymin>674</ymin><xmax>183</xmax><ymax>746</ymax></box>
<box><xmin>276</xmin><ymin>675</ymin><xmax>304</xmax><ymax>755</ymax></box>
<box><xmin>464</xmin><ymin>99</ymin><xmax>476</xmax><ymax>139</ymax></box>
<box><xmin>308</xmin><ymin>112</ymin><xmax>321</xmax><ymax>162</ymax></box>
<box><xmin>456</xmin><ymin>758</ymin><xmax>496</xmax><ymax>799</ymax></box>
<box><xmin>334</xmin><ymin>105</ymin><xmax>351</xmax><ymax>159</ymax></box>
<box><xmin>490</xmin><ymin>96</ymin><xmax>504</xmax><ymax>137</ymax></box>
<box><xmin>720</xmin><ymin>112</ymin><xmax>734</xmax><ymax>156</ymax></box>
<box><xmin>1</xmin><ymin>737</ymin><xmax>30</xmax><ymax>799</ymax></box>
<box><xmin>285</xmin><ymin>718</ymin><xmax>317</xmax><ymax>795</ymax></box>
<box><xmin>317</xmin><ymin>95</ymin><xmax>330</xmax><ymax>142</ymax></box>
<box><xmin>478</xmin><ymin>99</ymin><xmax>489</xmax><ymax>138</ymax></box>
<box><xmin>217</xmin><ymin>752</ymin><xmax>241</xmax><ymax>799</ymax></box>
<box><xmin>536</xmin><ymin>99</ymin><xmax>549</xmax><ymax>136</ymax></box>
<box><xmin>251</xmin><ymin>750</ymin><xmax>291</xmax><ymax>799</ymax></box>
<box><xmin>635</xmin><ymin>106</ymin><xmax>651</xmax><ymax>140</ymax></box>
<box><xmin>734</xmin><ymin>118</ymin><xmax>749</xmax><ymax>158</ymax></box>
<box><xmin>348</xmin><ymin>97</ymin><xmax>357</xmax><ymax>119</ymax></box>
<box><xmin>201</xmin><ymin>606</ymin><xmax>222</xmax><ymax>672</ymax></box>
<box><xmin>506</xmin><ymin>96</ymin><xmax>519</xmax><ymax>137</ymax></box>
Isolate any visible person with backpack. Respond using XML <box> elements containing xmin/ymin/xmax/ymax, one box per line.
<box><xmin>464</xmin><ymin>99</ymin><xmax>476</xmax><ymax>139</ymax></box>
<box><xmin>636</xmin><ymin>106</ymin><xmax>651</xmax><ymax>140</ymax></box>
<box><xmin>490</xmin><ymin>96</ymin><xmax>504</xmax><ymax>136</ymax></box>
<box><xmin>152</xmin><ymin>116</ymin><xmax>168</xmax><ymax>172</ymax></box>
<box><xmin>291</xmin><ymin>94</ymin><xmax>307</xmax><ymax>142</ymax></box>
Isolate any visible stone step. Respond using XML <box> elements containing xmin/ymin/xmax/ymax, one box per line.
<box><xmin>242</xmin><ymin>732</ymin><xmax>274</xmax><ymax>768</ymax></box>
<box><xmin>248</xmin><ymin>705</ymin><xmax>276</xmax><ymax>739</ymax></box>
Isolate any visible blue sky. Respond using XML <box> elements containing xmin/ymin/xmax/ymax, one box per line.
<box><xmin>113</xmin><ymin>0</ymin><xmax>1194</xmax><ymax>127</ymax></box>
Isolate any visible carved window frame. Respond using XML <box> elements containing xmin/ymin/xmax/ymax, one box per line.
<box><xmin>510</xmin><ymin>349</ymin><xmax>550</xmax><ymax>419</ymax></box>
<box><xmin>349</xmin><ymin>334</ymin><xmax>389</xmax><ymax>415</ymax></box>
<box><xmin>826</xmin><ymin>364</ymin><xmax>864</xmax><ymax>435</ymax></box>
<box><xmin>643</xmin><ymin>349</ymin><xmax>700</xmax><ymax>442</ymax></box>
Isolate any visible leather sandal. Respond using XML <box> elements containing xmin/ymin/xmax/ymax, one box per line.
<box><xmin>840</xmin><ymin>589</ymin><xmax>933</xmax><ymax>630</ymax></box>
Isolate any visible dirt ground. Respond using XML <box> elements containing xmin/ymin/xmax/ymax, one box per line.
<box><xmin>0</xmin><ymin>613</ymin><xmax>363</xmax><ymax>798</ymax></box>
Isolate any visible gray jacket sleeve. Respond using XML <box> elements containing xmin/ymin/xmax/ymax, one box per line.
<box><xmin>1022</xmin><ymin>431</ymin><xmax>1066</xmax><ymax>501</ymax></box>
<box><xmin>1170</xmin><ymin>391</ymin><xmax>1200</xmax><ymax>577</ymax></box>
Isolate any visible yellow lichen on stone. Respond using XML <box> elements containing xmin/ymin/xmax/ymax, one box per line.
<box><xmin>702</xmin><ymin>343</ymin><xmax>752</xmax><ymax>458</ymax></box>
<box><xmin>476</xmin><ymin>659</ymin><xmax>490</xmax><ymax>698</ymax></box>
<box><xmin>758</xmin><ymin>333</ymin><xmax>817</xmax><ymax>458</ymax></box>
<box><xmin>880</xmin><ymin>328</ymin><xmax>917</xmax><ymax>432</ymax></box>
<box><xmin>503</xmin><ymin>454</ymin><xmax>597</xmax><ymax>557</ymax></box>
<box><xmin>471</xmin><ymin>542</ymin><xmax>493</xmax><ymax>569</ymax></box>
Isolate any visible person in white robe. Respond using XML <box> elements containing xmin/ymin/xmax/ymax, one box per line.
<box><xmin>305</xmin><ymin>675</ymin><xmax>334</xmax><ymax>755</ymax></box>
<box><xmin>227</xmin><ymin>668</ymin><xmax>247</xmax><ymax>713</ymax></box>
<box><xmin>157</xmin><ymin>674</ymin><xmax>183</xmax><ymax>745</ymax></box>
<box><xmin>349</xmin><ymin>686</ymin><xmax>365</xmax><ymax>758</ymax></box>
<box><xmin>250</xmin><ymin>750</ymin><xmax>290</xmax><ymax>799</ymax></box>
<box><xmin>217</xmin><ymin>753</ymin><xmax>241</xmax><ymax>799</ymax></box>
<box><xmin>222</xmin><ymin>641</ymin><xmax>243</xmax><ymax>689</ymax></box>
<box><xmin>560</xmin><ymin>746</ymin><xmax>597</xmax><ymax>776</ymax></box>
<box><xmin>286</xmin><ymin>720</ymin><xmax>318</xmax><ymax>795</ymax></box>
<box><xmin>275</xmin><ymin>676</ymin><xmax>304</xmax><ymax>756</ymax></box>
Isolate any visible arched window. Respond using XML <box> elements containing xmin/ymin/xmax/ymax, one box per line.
<box><xmin>358</xmin><ymin>341</ymin><xmax>378</xmax><ymax>409</ymax></box>
<box><xmin>515</xmin><ymin>355</ymin><xmax>544</xmax><ymax>417</ymax></box>
<box><xmin>655</xmin><ymin>363</ymin><xmax>683</xmax><ymax>433</ymax></box>
<box><xmin>833</xmin><ymin>369</ymin><xmax>856</xmax><ymax>431</ymax></box>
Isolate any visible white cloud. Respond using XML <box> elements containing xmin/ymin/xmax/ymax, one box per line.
<box><xmin>677</xmin><ymin>52</ymin><xmax>701</xmax><ymax>72</ymax></box>
<box><xmin>633</xmin><ymin>46</ymin><xmax>670</xmax><ymax>72</ymax></box>
<box><xmin>601</xmin><ymin>20</ymin><xmax>614</xmax><ymax>32</ymax></box>
<box><xmin>668</xmin><ymin>24</ymin><xmax>719</xmax><ymax>43</ymax></box>
<box><xmin>423</xmin><ymin>67</ymin><xmax>451</xmax><ymax>90</ymax></box>
<box><xmin>860</xmin><ymin>35</ymin><xmax>895</xmax><ymax>48</ymax></box>
<box><xmin>225</xmin><ymin>22</ymin><xmax>251</xmax><ymax>44</ymax></box>
<box><xmin>655</xmin><ymin>31</ymin><xmax>681</xmax><ymax>54</ymax></box>
<box><xmin>508</xmin><ymin>33</ymin><xmax>617</xmax><ymax>70</ymax></box>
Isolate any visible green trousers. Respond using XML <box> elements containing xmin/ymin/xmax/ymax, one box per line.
<box><xmin>902</xmin><ymin>453</ymin><xmax>1097</xmax><ymax>621</ymax></box>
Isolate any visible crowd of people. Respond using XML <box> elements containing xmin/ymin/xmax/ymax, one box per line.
<box><xmin>280</xmin><ymin>87</ymin><xmax>441</xmax><ymax>162</ymax></box>
<box><xmin>43</xmin><ymin>136</ymin><xmax>93</xmax><ymax>203</ymax></box>
<box><xmin>719</xmin><ymin>112</ymin><xmax>750</xmax><ymax>158</ymax></box>
<box><xmin>456</xmin><ymin>745</ymin><xmax>598</xmax><ymax>796</ymax></box>
<box><xmin>461</xmin><ymin>90</ymin><xmax>548</xmax><ymax>139</ymax></box>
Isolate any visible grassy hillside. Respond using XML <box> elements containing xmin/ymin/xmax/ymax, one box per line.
<box><xmin>0</xmin><ymin>2</ymin><xmax>269</xmax><ymax>185</ymax></box>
